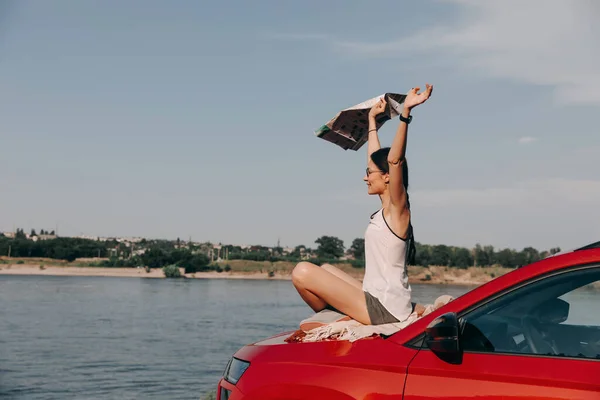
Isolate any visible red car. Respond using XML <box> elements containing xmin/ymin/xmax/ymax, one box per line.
<box><xmin>216</xmin><ymin>243</ymin><xmax>600</xmax><ymax>399</ymax></box>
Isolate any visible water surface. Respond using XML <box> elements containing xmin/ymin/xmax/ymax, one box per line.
<box><xmin>0</xmin><ymin>275</ymin><xmax>492</xmax><ymax>399</ymax></box>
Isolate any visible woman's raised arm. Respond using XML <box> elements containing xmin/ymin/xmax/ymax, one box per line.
<box><xmin>388</xmin><ymin>84</ymin><xmax>433</xmax><ymax>210</ymax></box>
<box><xmin>367</xmin><ymin>98</ymin><xmax>386</xmax><ymax>164</ymax></box>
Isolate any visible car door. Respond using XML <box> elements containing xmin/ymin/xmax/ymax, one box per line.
<box><xmin>403</xmin><ymin>265</ymin><xmax>600</xmax><ymax>399</ymax></box>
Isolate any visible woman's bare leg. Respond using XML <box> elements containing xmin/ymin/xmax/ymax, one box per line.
<box><xmin>321</xmin><ymin>264</ymin><xmax>363</xmax><ymax>289</ymax></box>
<box><xmin>292</xmin><ymin>262</ymin><xmax>328</xmax><ymax>313</ymax></box>
<box><xmin>292</xmin><ymin>262</ymin><xmax>371</xmax><ymax>325</ymax></box>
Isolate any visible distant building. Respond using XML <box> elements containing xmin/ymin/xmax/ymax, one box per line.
<box><xmin>38</xmin><ymin>234</ymin><xmax>57</xmax><ymax>241</ymax></box>
<box><xmin>116</xmin><ymin>237</ymin><xmax>144</xmax><ymax>244</ymax></box>
<box><xmin>77</xmin><ymin>235</ymin><xmax>99</xmax><ymax>241</ymax></box>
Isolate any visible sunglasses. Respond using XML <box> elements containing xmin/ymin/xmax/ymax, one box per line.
<box><xmin>366</xmin><ymin>168</ymin><xmax>386</xmax><ymax>176</ymax></box>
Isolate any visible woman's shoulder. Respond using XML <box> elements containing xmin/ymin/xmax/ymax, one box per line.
<box><xmin>369</xmin><ymin>208</ymin><xmax>382</xmax><ymax>220</ymax></box>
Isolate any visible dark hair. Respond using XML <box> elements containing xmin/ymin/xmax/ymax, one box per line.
<box><xmin>370</xmin><ymin>147</ymin><xmax>416</xmax><ymax>265</ymax></box>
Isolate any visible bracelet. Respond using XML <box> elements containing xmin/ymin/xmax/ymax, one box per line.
<box><xmin>368</xmin><ymin>128</ymin><xmax>377</xmax><ymax>132</ymax></box>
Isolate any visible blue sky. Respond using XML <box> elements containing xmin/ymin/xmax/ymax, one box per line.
<box><xmin>1</xmin><ymin>0</ymin><xmax>599</xmax><ymax>251</ymax></box>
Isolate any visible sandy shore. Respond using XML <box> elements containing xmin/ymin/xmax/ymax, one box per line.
<box><xmin>0</xmin><ymin>264</ymin><xmax>166</xmax><ymax>278</ymax></box>
<box><xmin>0</xmin><ymin>262</ymin><xmax>503</xmax><ymax>285</ymax></box>
<box><xmin>0</xmin><ymin>263</ymin><xmax>294</xmax><ymax>280</ymax></box>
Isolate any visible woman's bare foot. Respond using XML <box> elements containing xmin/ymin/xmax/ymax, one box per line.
<box><xmin>414</xmin><ymin>303</ymin><xmax>426</xmax><ymax>317</ymax></box>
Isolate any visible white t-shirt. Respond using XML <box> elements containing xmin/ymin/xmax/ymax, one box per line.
<box><xmin>362</xmin><ymin>209</ymin><xmax>413</xmax><ymax>322</ymax></box>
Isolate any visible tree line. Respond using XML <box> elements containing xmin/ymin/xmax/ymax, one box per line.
<box><xmin>314</xmin><ymin>236</ymin><xmax>561</xmax><ymax>269</ymax></box>
<box><xmin>0</xmin><ymin>231</ymin><xmax>561</xmax><ymax>270</ymax></box>
<box><xmin>0</xmin><ymin>234</ymin><xmax>214</xmax><ymax>273</ymax></box>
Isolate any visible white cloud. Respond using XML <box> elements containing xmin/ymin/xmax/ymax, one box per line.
<box><xmin>409</xmin><ymin>177</ymin><xmax>600</xmax><ymax>249</ymax></box>
<box><xmin>412</xmin><ymin>178</ymin><xmax>600</xmax><ymax>208</ymax></box>
<box><xmin>313</xmin><ymin>177</ymin><xmax>600</xmax><ymax>249</ymax></box>
<box><xmin>288</xmin><ymin>1</ymin><xmax>600</xmax><ymax>106</ymax></box>
<box><xmin>518</xmin><ymin>136</ymin><xmax>538</xmax><ymax>144</ymax></box>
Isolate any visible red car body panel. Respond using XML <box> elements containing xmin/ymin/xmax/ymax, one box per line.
<box><xmin>226</xmin><ymin>334</ymin><xmax>416</xmax><ymax>400</ymax></box>
<box><xmin>217</xmin><ymin>248</ymin><xmax>600</xmax><ymax>400</ymax></box>
<box><xmin>405</xmin><ymin>351</ymin><xmax>600</xmax><ymax>399</ymax></box>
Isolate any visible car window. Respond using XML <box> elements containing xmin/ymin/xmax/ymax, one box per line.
<box><xmin>459</xmin><ymin>266</ymin><xmax>600</xmax><ymax>360</ymax></box>
<box><xmin>559</xmin><ymin>282</ymin><xmax>600</xmax><ymax>326</ymax></box>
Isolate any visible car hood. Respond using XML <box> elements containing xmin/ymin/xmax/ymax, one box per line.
<box><xmin>250</xmin><ymin>330</ymin><xmax>380</xmax><ymax>346</ymax></box>
<box><xmin>230</xmin><ymin>329</ymin><xmax>418</xmax><ymax>397</ymax></box>
<box><xmin>233</xmin><ymin>329</ymin><xmax>401</xmax><ymax>367</ymax></box>
<box><xmin>251</xmin><ymin>331</ymin><xmax>295</xmax><ymax>346</ymax></box>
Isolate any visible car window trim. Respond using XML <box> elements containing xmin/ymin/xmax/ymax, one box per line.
<box><xmin>404</xmin><ymin>262</ymin><xmax>600</xmax><ymax>362</ymax></box>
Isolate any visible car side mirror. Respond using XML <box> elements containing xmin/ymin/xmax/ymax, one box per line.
<box><xmin>533</xmin><ymin>298</ymin><xmax>570</xmax><ymax>324</ymax></box>
<box><xmin>425</xmin><ymin>312</ymin><xmax>463</xmax><ymax>365</ymax></box>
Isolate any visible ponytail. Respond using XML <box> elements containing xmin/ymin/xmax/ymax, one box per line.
<box><xmin>405</xmin><ymin>191</ymin><xmax>416</xmax><ymax>265</ymax></box>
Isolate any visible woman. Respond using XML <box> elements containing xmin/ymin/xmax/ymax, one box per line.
<box><xmin>292</xmin><ymin>84</ymin><xmax>433</xmax><ymax>329</ymax></box>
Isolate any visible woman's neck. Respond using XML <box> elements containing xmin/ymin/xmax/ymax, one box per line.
<box><xmin>379</xmin><ymin>191</ymin><xmax>391</xmax><ymax>210</ymax></box>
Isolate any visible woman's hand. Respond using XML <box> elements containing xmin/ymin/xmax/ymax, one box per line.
<box><xmin>368</xmin><ymin>98</ymin><xmax>387</xmax><ymax>119</ymax></box>
<box><xmin>404</xmin><ymin>84</ymin><xmax>433</xmax><ymax>110</ymax></box>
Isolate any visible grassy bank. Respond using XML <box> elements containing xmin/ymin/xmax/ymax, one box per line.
<box><xmin>209</xmin><ymin>260</ymin><xmax>513</xmax><ymax>285</ymax></box>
